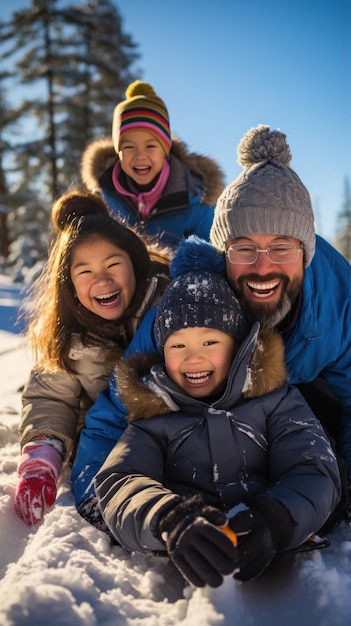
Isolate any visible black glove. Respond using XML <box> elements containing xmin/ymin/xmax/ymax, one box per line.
<box><xmin>228</xmin><ymin>497</ymin><xmax>294</xmax><ymax>582</ymax></box>
<box><xmin>157</xmin><ymin>495</ymin><xmax>237</xmax><ymax>588</ymax></box>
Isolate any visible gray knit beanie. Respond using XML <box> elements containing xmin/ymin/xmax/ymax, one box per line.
<box><xmin>154</xmin><ymin>270</ymin><xmax>249</xmax><ymax>350</ymax></box>
<box><xmin>210</xmin><ymin>125</ymin><xmax>315</xmax><ymax>267</ymax></box>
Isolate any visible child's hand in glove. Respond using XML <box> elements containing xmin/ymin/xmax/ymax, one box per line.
<box><xmin>157</xmin><ymin>495</ymin><xmax>237</xmax><ymax>588</ymax></box>
<box><xmin>227</xmin><ymin>498</ymin><xmax>294</xmax><ymax>582</ymax></box>
<box><xmin>15</xmin><ymin>437</ymin><xmax>63</xmax><ymax>526</ymax></box>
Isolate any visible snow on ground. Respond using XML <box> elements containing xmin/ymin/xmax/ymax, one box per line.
<box><xmin>1</xmin><ymin>276</ymin><xmax>351</xmax><ymax>626</ymax></box>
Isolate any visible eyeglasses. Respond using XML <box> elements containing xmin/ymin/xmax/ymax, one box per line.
<box><xmin>225</xmin><ymin>243</ymin><xmax>303</xmax><ymax>265</ymax></box>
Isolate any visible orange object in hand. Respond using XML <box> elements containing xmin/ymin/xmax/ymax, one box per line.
<box><xmin>219</xmin><ymin>523</ymin><xmax>238</xmax><ymax>546</ymax></box>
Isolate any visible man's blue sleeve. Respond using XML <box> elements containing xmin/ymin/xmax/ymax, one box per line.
<box><xmin>71</xmin><ymin>307</ymin><xmax>159</xmax><ymax>506</ymax></box>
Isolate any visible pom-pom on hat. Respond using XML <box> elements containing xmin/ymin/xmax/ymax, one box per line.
<box><xmin>210</xmin><ymin>125</ymin><xmax>316</xmax><ymax>267</ymax></box>
<box><xmin>112</xmin><ymin>80</ymin><xmax>172</xmax><ymax>155</ymax></box>
<box><xmin>154</xmin><ymin>270</ymin><xmax>249</xmax><ymax>350</ymax></box>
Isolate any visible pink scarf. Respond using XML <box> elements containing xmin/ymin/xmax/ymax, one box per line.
<box><xmin>112</xmin><ymin>160</ymin><xmax>170</xmax><ymax>219</ymax></box>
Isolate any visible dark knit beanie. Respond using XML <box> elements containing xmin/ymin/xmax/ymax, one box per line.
<box><xmin>112</xmin><ymin>80</ymin><xmax>171</xmax><ymax>155</ymax></box>
<box><xmin>210</xmin><ymin>125</ymin><xmax>315</xmax><ymax>267</ymax></box>
<box><xmin>154</xmin><ymin>270</ymin><xmax>248</xmax><ymax>350</ymax></box>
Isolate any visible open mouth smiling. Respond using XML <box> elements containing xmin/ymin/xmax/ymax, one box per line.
<box><xmin>95</xmin><ymin>290</ymin><xmax>120</xmax><ymax>306</ymax></box>
<box><xmin>246</xmin><ymin>280</ymin><xmax>280</xmax><ymax>298</ymax></box>
<box><xmin>134</xmin><ymin>166</ymin><xmax>150</xmax><ymax>175</ymax></box>
<box><xmin>184</xmin><ymin>371</ymin><xmax>213</xmax><ymax>385</ymax></box>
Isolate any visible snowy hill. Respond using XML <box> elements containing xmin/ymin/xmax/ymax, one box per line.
<box><xmin>0</xmin><ymin>276</ymin><xmax>351</xmax><ymax>626</ymax></box>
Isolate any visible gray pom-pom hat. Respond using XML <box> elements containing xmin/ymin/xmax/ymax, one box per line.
<box><xmin>210</xmin><ymin>125</ymin><xmax>315</xmax><ymax>267</ymax></box>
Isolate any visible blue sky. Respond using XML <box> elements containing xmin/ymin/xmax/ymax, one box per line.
<box><xmin>5</xmin><ymin>0</ymin><xmax>351</xmax><ymax>242</ymax></box>
<box><xmin>115</xmin><ymin>0</ymin><xmax>350</xmax><ymax>242</ymax></box>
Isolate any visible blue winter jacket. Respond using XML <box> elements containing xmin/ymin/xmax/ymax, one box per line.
<box><xmin>80</xmin><ymin>136</ymin><xmax>224</xmax><ymax>249</ymax></box>
<box><xmin>94</xmin><ymin>324</ymin><xmax>341</xmax><ymax>553</ymax></box>
<box><xmin>72</xmin><ymin>234</ymin><xmax>351</xmax><ymax>505</ymax></box>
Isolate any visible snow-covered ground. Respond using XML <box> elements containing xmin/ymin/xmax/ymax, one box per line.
<box><xmin>1</xmin><ymin>276</ymin><xmax>351</xmax><ymax>626</ymax></box>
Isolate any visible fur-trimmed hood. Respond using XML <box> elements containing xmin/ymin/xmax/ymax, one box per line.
<box><xmin>80</xmin><ymin>135</ymin><xmax>225</xmax><ymax>206</ymax></box>
<box><xmin>115</xmin><ymin>327</ymin><xmax>287</xmax><ymax>423</ymax></box>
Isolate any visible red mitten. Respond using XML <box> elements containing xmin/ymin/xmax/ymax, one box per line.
<box><xmin>15</xmin><ymin>439</ymin><xmax>63</xmax><ymax>526</ymax></box>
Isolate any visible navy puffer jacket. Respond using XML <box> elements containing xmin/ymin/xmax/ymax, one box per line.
<box><xmin>95</xmin><ymin>324</ymin><xmax>341</xmax><ymax>554</ymax></box>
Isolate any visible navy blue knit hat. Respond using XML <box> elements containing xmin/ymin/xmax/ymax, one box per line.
<box><xmin>154</xmin><ymin>270</ymin><xmax>248</xmax><ymax>350</ymax></box>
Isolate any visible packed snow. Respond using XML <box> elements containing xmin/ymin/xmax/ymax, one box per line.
<box><xmin>1</xmin><ymin>277</ymin><xmax>351</xmax><ymax>626</ymax></box>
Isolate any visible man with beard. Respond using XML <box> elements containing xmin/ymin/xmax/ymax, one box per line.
<box><xmin>72</xmin><ymin>124</ymin><xmax>351</xmax><ymax>531</ymax></box>
<box><xmin>209</xmin><ymin>124</ymin><xmax>351</xmax><ymax>523</ymax></box>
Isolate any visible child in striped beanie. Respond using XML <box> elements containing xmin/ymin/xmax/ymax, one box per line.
<box><xmin>110</xmin><ymin>81</ymin><xmax>172</xmax><ymax>220</ymax></box>
<box><xmin>81</xmin><ymin>80</ymin><xmax>224</xmax><ymax>249</ymax></box>
<box><xmin>112</xmin><ymin>81</ymin><xmax>172</xmax><ymax>157</ymax></box>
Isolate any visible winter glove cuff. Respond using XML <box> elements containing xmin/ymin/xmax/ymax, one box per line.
<box><xmin>15</xmin><ymin>437</ymin><xmax>64</xmax><ymax>526</ymax></box>
<box><xmin>18</xmin><ymin>437</ymin><xmax>64</xmax><ymax>481</ymax></box>
<box><xmin>158</xmin><ymin>494</ymin><xmax>226</xmax><ymax>538</ymax></box>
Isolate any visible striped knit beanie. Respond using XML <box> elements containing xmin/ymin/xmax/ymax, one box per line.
<box><xmin>112</xmin><ymin>81</ymin><xmax>172</xmax><ymax>155</ymax></box>
<box><xmin>210</xmin><ymin>125</ymin><xmax>315</xmax><ymax>267</ymax></box>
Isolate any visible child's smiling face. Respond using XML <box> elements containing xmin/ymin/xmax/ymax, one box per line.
<box><xmin>118</xmin><ymin>130</ymin><xmax>166</xmax><ymax>187</ymax></box>
<box><xmin>164</xmin><ymin>326</ymin><xmax>236</xmax><ymax>400</ymax></box>
<box><xmin>70</xmin><ymin>237</ymin><xmax>136</xmax><ymax>320</ymax></box>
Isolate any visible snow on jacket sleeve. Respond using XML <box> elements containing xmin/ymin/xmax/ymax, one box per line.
<box><xmin>262</xmin><ymin>384</ymin><xmax>342</xmax><ymax>547</ymax></box>
<box><xmin>95</xmin><ymin>423</ymin><xmax>179</xmax><ymax>553</ymax></box>
<box><xmin>71</xmin><ymin>308</ymin><xmax>159</xmax><ymax>506</ymax></box>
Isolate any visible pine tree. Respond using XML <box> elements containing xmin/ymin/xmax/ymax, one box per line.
<box><xmin>0</xmin><ymin>0</ymin><xmax>140</xmax><ymax>280</ymax></box>
<box><xmin>1</xmin><ymin>0</ymin><xmax>64</xmax><ymax>199</ymax></box>
<box><xmin>55</xmin><ymin>0</ymin><xmax>139</xmax><ymax>187</ymax></box>
<box><xmin>0</xmin><ymin>91</ymin><xmax>11</xmax><ymax>261</ymax></box>
<box><xmin>0</xmin><ymin>0</ymin><xmax>139</xmax><ymax>200</ymax></box>
<box><xmin>0</xmin><ymin>68</ymin><xmax>30</xmax><ymax>263</ymax></box>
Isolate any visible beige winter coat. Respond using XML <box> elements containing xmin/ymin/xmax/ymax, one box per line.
<box><xmin>20</xmin><ymin>273</ymin><xmax>170</xmax><ymax>463</ymax></box>
<box><xmin>20</xmin><ymin>335</ymin><xmax>122</xmax><ymax>462</ymax></box>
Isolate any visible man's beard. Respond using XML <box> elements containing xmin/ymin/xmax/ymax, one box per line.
<box><xmin>231</xmin><ymin>272</ymin><xmax>303</xmax><ymax>329</ymax></box>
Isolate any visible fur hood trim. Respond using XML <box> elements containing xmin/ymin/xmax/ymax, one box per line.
<box><xmin>116</xmin><ymin>353</ymin><xmax>169</xmax><ymax>423</ymax></box>
<box><xmin>115</xmin><ymin>329</ymin><xmax>287</xmax><ymax>423</ymax></box>
<box><xmin>241</xmin><ymin>329</ymin><xmax>287</xmax><ymax>399</ymax></box>
<box><xmin>80</xmin><ymin>135</ymin><xmax>225</xmax><ymax>205</ymax></box>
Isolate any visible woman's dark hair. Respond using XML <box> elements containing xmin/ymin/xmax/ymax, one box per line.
<box><xmin>24</xmin><ymin>191</ymin><xmax>170</xmax><ymax>371</ymax></box>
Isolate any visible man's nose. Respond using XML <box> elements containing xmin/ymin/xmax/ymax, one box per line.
<box><xmin>252</xmin><ymin>250</ymin><xmax>275</xmax><ymax>271</ymax></box>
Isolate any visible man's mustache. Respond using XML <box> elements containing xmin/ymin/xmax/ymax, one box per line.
<box><xmin>237</xmin><ymin>272</ymin><xmax>288</xmax><ymax>285</ymax></box>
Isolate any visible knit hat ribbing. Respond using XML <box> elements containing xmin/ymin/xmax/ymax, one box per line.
<box><xmin>112</xmin><ymin>81</ymin><xmax>172</xmax><ymax>155</ymax></box>
<box><xmin>210</xmin><ymin>125</ymin><xmax>315</xmax><ymax>267</ymax></box>
<box><xmin>154</xmin><ymin>270</ymin><xmax>249</xmax><ymax>350</ymax></box>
